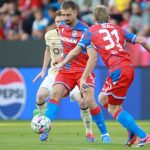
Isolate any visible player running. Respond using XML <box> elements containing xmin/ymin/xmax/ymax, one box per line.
<box><xmin>41</xmin><ymin>1</ymin><xmax>111</xmax><ymax>143</ymax></box>
<box><xmin>33</xmin><ymin>10</ymin><xmax>95</xmax><ymax>142</ymax></box>
<box><xmin>56</xmin><ymin>4</ymin><xmax>150</xmax><ymax>147</ymax></box>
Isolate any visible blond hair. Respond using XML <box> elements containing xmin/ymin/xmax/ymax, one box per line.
<box><xmin>94</xmin><ymin>5</ymin><xmax>109</xmax><ymax>23</ymax></box>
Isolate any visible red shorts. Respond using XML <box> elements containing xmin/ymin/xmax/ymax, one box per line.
<box><xmin>54</xmin><ymin>70</ymin><xmax>95</xmax><ymax>92</ymax></box>
<box><xmin>101</xmin><ymin>66</ymin><xmax>134</xmax><ymax>105</ymax></box>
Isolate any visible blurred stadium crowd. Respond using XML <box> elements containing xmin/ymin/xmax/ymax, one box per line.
<box><xmin>0</xmin><ymin>0</ymin><xmax>150</xmax><ymax>41</ymax></box>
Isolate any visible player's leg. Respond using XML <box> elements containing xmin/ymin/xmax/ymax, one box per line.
<box><xmin>34</xmin><ymin>87</ymin><xmax>49</xmax><ymax>115</ymax></box>
<box><xmin>82</xmin><ymin>86</ymin><xmax>111</xmax><ymax>143</ymax></box>
<box><xmin>101</xmin><ymin>66</ymin><xmax>149</xmax><ymax>146</ymax></box>
<box><xmin>98</xmin><ymin>93</ymin><xmax>108</xmax><ymax>109</ymax></box>
<box><xmin>46</xmin><ymin>83</ymin><xmax>68</xmax><ymax>121</ymax></box>
<box><xmin>99</xmin><ymin>92</ymin><xmax>138</xmax><ymax>146</ymax></box>
<box><xmin>45</xmin><ymin>71</ymin><xmax>75</xmax><ymax>121</ymax></box>
<box><xmin>34</xmin><ymin>74</ymin><xmax>55</xmax><ymax>116</ymax></box>
<box><xmin>107</xmin><ymin>96</ymin><xmax>149</xmax><ymax>147</ymax></box>
<box><xmin>42</xmin><ymin>71</ymin><xmax>77</xmax><ymax>141</ymax></box>
<box><xmin>70</xmin><ymin>86</ymin><xmax>94</xmax><ymax>142</ymax></box>
<box><xmin>40</xmin><ymin>83</ymin><xmax>68</xmax><ymax>141</ymax></box>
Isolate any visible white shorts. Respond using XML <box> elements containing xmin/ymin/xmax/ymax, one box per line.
<box><xmin>39</xmin><ymin>73</ymin><xmax>80</xmax><ymax>100</ymax></box>
<box><xmin>39</xmin><ymin>73</ymin><xmax>55</xmax><ymax>96</ymax></box>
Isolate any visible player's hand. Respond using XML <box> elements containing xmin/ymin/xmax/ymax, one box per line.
<box><xmin>33</xmin><ymin>70</ymin><xmax>46</xmax><ymax>83</ymax></box>
<box><xmin>52</xmin><ymin>59</ymin><xmax>60</xmax><ymax>66</ymax></box>
<box><xmin>52</xmin><ymin>55</ymin><xmax>63</xmax><ymax>66</ymax></box>
<box><xmin>50</xmin><ymin>63</ymin><xmax>64</xmax><ymax>72</ymax></box>
<box><xmin>80</xmin><ymin>78</ymin><xmax>89</xmax><ymax>93</ymax></box>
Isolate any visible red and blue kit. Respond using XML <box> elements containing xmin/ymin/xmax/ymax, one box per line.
<box><xmin>58</xmin><ymin>20</ymin><xmax>90</xmax><ymax>72</ymax></box>
<box><xmin>79</xmin><ymin>23</ymin><xmax>137</xmax><ymax>104</ymax></box>
<box><xmin>54</xmin><ymin>20</ymin><xmax>95</xmax><ymax>92</ymax></box>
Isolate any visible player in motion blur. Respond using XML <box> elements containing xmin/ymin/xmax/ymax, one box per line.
<box><xmin>57</xmin><ymin>4</ymin><xmax>150</xmax><ymax>147</ymax></box>
<box><xmin>33</xmin><ymin>11</ymin><xmax>95</xmax><ymax>142</ymax></box>
<box><xmin>41</xmin><ymin>1</ymin><xmax>111</xmax><ymax>143</ymax></box>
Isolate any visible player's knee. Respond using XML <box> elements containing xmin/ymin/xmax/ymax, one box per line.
<box><xmin>71</xmin><ymin>92</ymin><xmax>82</xmax><ymax>102</ymax></box>
<box><xmin>86</xmin><ymin>98</ymin><xmax>97</xmax><ymax>110</ymax></box>
<box><xmin>108</xmin><ymin>105</ymin><xmax>122</xmax><ymax>116</ymax></box>
<box><xmin>98</xmin><ymin>93</ymin><xmax>108</xmax><ymax>106</ymax></box>
<box><xmin>36</xmin><ymin>93</ymin><xmax>47</xmax><ymax>104</ymax></box>
<box><xmin>79</xmin><ymin>100</ymin><xmax>87</xmax><ymax>109</ymax></box>
<box><xmin>73</xmin><ymin>93</ymin><xmax>87</xmax><ymax>108</ymax></box>
<box><xmin>51</xmin><ymin>89</ymin><xmax>62</xmax><ymax>100</ymax></box>
<box><xmin>36</xmin><ymin>88</ymin><xmax>49</xmax><ymax>103</ymax></box>
<box><xmin>107</xmin><ymin>106</ymin><xmax>114</xmax><ymax>115</ymax></box>
<box><xmin>51</xmin><ymin>90</ymin><xmax>58</xmax><ymax>99</ymax></box>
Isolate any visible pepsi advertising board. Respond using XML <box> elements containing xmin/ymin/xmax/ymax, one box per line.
<box><xmin>0</xmin><ymin>67</ymin><xmax>150</xmax><ymax>120</ymax></box>
<box><xmin>0</xmin><ymin>67</ymin><xmax>81</xmax><ymax>120</ymax></box>
<box><xmin>0</xmin><ymin>68</ymin><xmax>26</xmax><ymax>119</ymax></box>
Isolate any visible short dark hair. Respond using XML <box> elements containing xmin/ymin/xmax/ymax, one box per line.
<box><xmin>61</xmin><ymin>0</ymin><xmax>78</xmax><ymax>10</ymax></box>
<box><xmin>54</xmin><ymin>10</ymin><xmax>62</xmax><ymax>19</ymax></box>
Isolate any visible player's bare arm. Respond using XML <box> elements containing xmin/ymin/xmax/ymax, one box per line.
<box><xmin>62</xmin><ymin>45</ymin><xmax>82</xmax><ymax>65</ymax></box>
<box><xmin>125</xmin><ymin>31</ymin><xmax>150</xmax><ymax>52</ymax></box>
<box><xmin>54</xmin><ymin>45</ymin><xmax>82</xmax><ymax>69</ymax></box>
<box><xmin>135</xmin><ymin>36</ymin><xmax>150</xmax><ymax>52</ymax></box>
<box><xmin>33</xmin><ymin>46</ymin><xmax>51</xmax><ymax>82</ymax></box>
<box><xmin>80</xmin><ymin>47</ymin><xmax>97</xmax><ymax>90</ymax></box>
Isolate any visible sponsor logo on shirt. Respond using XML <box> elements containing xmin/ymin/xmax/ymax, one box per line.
<box><xmin>60</xmin><ymin>36</ymin><xmax>77</xmax><ymax>44</ymax></box>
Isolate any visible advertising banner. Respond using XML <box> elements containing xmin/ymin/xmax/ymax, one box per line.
<box><xmin>1</xmin><ymin>67</ymin><xmax>150</xmax><ymax>120</ymax></box>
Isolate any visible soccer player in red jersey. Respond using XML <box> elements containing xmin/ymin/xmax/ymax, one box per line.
<box><xmin>32</xmin><ymin>11</ymin><xmax>96</xmax><ymax>142</ymax></box>
<box><xmin>57</xmin><ymin>5</ymin><xmax>150</xmax><ymax>147</ymax></box>
<box><xmin>41</xmin><ymin>1</ymin><xmax>111</xmax><ymax>143</ymax></box>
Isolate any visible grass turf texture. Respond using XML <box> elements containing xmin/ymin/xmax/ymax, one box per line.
<box><xmin>0</xmin><ymin>120</ymin><xmax>150</xmax><ymax>150</ymax></box>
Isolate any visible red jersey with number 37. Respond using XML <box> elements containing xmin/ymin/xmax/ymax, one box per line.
<box><xmin>78</xmin><ymin>23</ymin><xmax>136</xmax><ymax>73</ymax></box>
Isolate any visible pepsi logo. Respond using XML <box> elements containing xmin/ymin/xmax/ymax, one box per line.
<box><xmin>0</xmin><ymin>68</ymin><xmax>26</xmax><ymax>120</ymax></box>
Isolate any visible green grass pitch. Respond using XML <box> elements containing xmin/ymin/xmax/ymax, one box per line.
<box><xmin>0</xmin><ymin>120</ymin><xmax>150</xmax><ymax>150</ymax></box>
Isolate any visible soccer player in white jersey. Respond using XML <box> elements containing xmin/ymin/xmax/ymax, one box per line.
<box><xmin>33</xmin><ymin>10</ymin><xmax>94</xmax><ymax>142</ymax></box>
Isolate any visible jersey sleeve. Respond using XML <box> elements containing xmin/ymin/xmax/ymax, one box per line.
<box><xmin>77</xmin><ymin>29</ymin><xmax>92</xmax><ymax>49</ymax></box>
<box><xmin>124</xmin><ymin>30</ymin><xmax>137</xmax><ymax>44</ymax></box>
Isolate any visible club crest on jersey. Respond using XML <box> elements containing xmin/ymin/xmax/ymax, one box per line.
<box><xmin>53</xmin><ymin>48</ymin><xmax>62</xmax><ymax>54</ymax></box>
<box><xmin>0</xmin><ymin>68</ymin><xmax>26</xmax><ymax>120</ymax></box>
<box><xmin>72</xmin><ymin>30</ymin><xmax>77</xmax><ymax>37</ymax></box>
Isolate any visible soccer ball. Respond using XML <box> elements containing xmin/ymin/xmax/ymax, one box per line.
<box><xmin>31</xmin><ymin>115</ymin><xmax>51</xmax><ymax>134</ymax></box>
